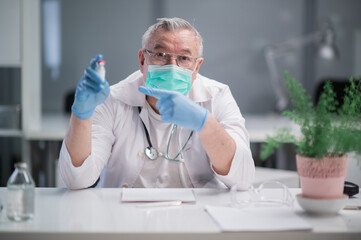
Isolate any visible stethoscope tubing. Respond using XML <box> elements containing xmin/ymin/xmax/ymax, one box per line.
<box><xmin>138</xmin><ymin>106</ymin><xmax>193</xmax><ymax>162</ymax></box>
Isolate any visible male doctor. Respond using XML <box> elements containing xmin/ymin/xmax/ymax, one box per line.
<box><xmin>59</xmin><ymin>17</ymin><xmax>255</xmax><ymax>189</ymax></box>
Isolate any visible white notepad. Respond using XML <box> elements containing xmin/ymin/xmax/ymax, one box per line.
<box><xmin>121</xmin><ymin>188</ymin><xmax>196</xmax><ymax>203</ymax></box>
<box><xmin>205</xmin><ymin>205</ymin><xmax>313</xmax><ymax>232</ymax></box>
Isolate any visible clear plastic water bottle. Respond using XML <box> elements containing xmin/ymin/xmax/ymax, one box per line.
<box><xmin>6</xmin><ymin>162</ymin><xmax>35</xmax><ymax>221</ymax></box>
<box><xmin>96</xmin><ymin>60</ymin><xmax>106</xmax><ymax>81</ymax></box>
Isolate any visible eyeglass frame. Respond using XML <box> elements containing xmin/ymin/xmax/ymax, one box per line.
<box><xmin>143</xmin><ymin>48</ymin><xmax>199</xmax><ymax>69</ymax></box>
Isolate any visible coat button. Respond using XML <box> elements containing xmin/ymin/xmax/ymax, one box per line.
<box><xmin>122</xmin><ymin>183</ymin><xmax>129</xmax><ymax>188</ymax></box>
<box><xmin>138</xmin><ymin>151</ymin><xmax>144</xmax><ymax>157</ymax></box>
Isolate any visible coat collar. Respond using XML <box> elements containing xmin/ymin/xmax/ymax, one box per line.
<box><xmin>189</xmin><ymin>73</ymin><xmax>213</xmax><ymax>103</ymax></box>
<box><xmin>110</xmin><ymin>70</ymin><xmax>145</xmax><ymax>107</ymax></box>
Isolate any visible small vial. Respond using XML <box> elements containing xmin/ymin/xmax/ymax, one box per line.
<box><xmin>7</xmin><ymin>162</ymin><xmax>35</xmax><ymax>221</ymax></box>
<box><xmin>96</xmin><ymin>60</ymin><xmax>106</xmax><ymax>81</ymax></box>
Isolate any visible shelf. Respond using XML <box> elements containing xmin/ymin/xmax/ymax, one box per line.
<box><xmin>0</xmin><ymin>62</ymin><xmax>22</xmax><ymax>67</ymax></box>
<box><xmin>21</xmin><ymin>113</ymin><xmax>295</xmax><ymax>142</ymax></box>
<box><xmin>24</xmin><ymin>113</ymin><xmax>70</xmax><ymax>140</ymax></box>
<box><xmin>0</xmin><ymin>128</ymin><xmax>22</xmax><ymax>137</ymax></box>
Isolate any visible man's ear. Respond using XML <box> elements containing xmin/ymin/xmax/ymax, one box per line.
<box><xmin>138</xmin><ymin>49</ymin><xmax>145</xmax><ymax>73</ymax></box>
<box><xmin>192</xmin><ymin>57</ymin><xmax>204</xmax><ymax>80</ymax></box>
<box><xmin>194</xmin><ymin>57</ymin><xmax>204</xmax><ymax>74</ymax></box>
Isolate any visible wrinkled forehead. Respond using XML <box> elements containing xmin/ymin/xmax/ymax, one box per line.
<box><xmin>146</xmin><ymin>28</ymin><xmax>199</xmax><ymax>56</ymax></box>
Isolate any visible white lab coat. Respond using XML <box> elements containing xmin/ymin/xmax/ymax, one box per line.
<box><xmin>59</xmin><ymin>70</ymin><xmax>255</xmax><ymax>190</ymax></box>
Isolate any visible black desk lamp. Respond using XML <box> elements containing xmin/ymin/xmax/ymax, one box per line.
<box><xmin>265</xmin><ymin>21</ymin><xmax>339</xmax><ymax>112</ymax></box>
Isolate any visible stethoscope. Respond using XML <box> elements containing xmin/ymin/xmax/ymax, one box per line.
<box><xmin>138</xmin><ymin>107</ymin><xmax>193</xmax><ymax>163</ymax></box>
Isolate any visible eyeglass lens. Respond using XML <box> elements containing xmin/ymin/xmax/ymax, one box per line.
<box><xmin>145</xmin><ymin>49</ymin><xmax>195</xmax><ymax>68</ymax></box>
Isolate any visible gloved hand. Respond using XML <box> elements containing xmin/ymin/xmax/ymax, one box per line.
<box><xmin>138</xmin><ymin>86</ymin><xmax>209</xmax><ymax>131</ymax></box>
<box><xmin>71</xmin><ymin>54</ymin><xmax>110</xmax><ymax>120</ymax></box>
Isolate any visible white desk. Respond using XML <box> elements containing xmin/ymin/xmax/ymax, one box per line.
<box><xmin>244</xmin><ymin>113</ymin><xmax>297</xmax><ymax>142</ymax></box>
<box><xmin>0</xmin><ymin>188</ymin><xmax>360</xmax><ymax>240</ymax></box>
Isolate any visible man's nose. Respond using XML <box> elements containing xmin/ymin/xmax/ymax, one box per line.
<box><xmin>167</xmin><ymin>55</ymin><xmax>178</xmax><ymax>65</ymax></box>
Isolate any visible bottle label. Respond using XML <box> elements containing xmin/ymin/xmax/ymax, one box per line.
<box><xmin>96</xmin><ymin>62</ymin><xmax>106</xmax><ymax>81</ymax></box>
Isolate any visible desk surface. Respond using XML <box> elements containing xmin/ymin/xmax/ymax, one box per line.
<box><xmin>24</xmin><ymin>113</ymin><xmax>70</xmax><ymax>140</ymax></box>
<box><xmin>24</xmin><ymin>113</ymin><xmax>295</xmax><ymax>142</ymax></box>
<box><xmin>0</xmin><ymin>188</ymin><xmax>360</xmax><ymax>240</ymax></box>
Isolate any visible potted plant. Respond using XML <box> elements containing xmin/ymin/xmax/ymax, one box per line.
<box><xmin>261</xmin><ymin>72</ymin><xmax>361</xmax><ymax>200</ymax></box>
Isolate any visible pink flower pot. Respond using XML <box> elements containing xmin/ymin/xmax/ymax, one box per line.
<box><xmin>296</xmin><ymin>154</ymin><xmax>348</xmax><ymax>199</ymax></box>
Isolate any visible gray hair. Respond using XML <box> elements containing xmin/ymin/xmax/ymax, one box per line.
<box><xmin>142</xmin><ymin>17</ymin><xmax>203</xmax><ymax>57</ymax></box>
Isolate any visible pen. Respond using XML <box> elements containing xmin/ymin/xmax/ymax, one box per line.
<box><xmin>343</xmin><ymin>205</ymin><xmax>361</xmax><ymax>210</ymax></box>
<box><xmin>136</xmin><ymin>201</ymin><xmax>182</xmax><ymax>208</ymax></box>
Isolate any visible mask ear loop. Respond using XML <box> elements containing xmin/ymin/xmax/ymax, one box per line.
<box><xmin>191</xmin><ymin>56</ymin><xmax>201</xmax><ymax>72</ymax></box>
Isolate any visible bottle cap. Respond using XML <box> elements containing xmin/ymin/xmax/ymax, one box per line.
<box><xmin>15</xmin><ymin>162</ymin><xmax>27</xmax><ymax>169</ymax></box>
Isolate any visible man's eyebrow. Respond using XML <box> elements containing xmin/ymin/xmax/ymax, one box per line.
<box><xmin>153</xmin><ymin>44</ymin><xmax>193</xmax><ymax>55</ymax></box>
<box><xmin>181</xmin><ymin>49</ymin><xmax>192</xmax><ymax>55</ymax></box>
<box><xmin>153</xmin><ymin>44</ymin><xmax>165</xmax><ymax>50</ymax></box>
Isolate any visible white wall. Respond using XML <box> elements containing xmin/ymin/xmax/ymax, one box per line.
<box><xmin>0</xmin><ymin>0</ymin><xmax>20</xmax><ymax>66</ymax></box>
<box><xmin>315</xmin><ymin>0</ymin><xmax>361</xmax><ymax>87</ymax></box>
<box><xmin>41</xmin><ymin>0</ymin><xmax>154</xmax><ymax>112</ymax></box>
<box><xmin>163</xmin><ymin>0</ymin><xmax>304</xmax><ymax>113</ymax></box>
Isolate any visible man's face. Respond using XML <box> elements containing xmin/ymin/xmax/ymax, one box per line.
<box><xmin>138</xmin><ymin>28</ymin><xmax>204</xmax><ymax>84</ymax></box>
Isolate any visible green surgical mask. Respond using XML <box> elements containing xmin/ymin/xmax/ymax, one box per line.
<box><xmin>145</xmin><ymin>65</ymin><xmax>193</xmax><ymax>96</ymax></box>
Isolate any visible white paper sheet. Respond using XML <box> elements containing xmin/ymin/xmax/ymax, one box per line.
<box><xmin>205</xmin><ymin>205</ymin><xmax>312</xmax><ymax>232</ymax></box>
<box><xmin>121</xmin><ymin>188</ymin><xmax>196</xmax><ymax>203</ymax></box>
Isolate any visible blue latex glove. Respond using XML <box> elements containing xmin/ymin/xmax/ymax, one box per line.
<box><xmin>138</xmin><ymin>86</ymin><xmax>209</xmax><ymax>131</ymax></box>
<box><xmin>71</xmin><ymin>54</ymin><xmax>110</xmax><ymax>120</ymax></box>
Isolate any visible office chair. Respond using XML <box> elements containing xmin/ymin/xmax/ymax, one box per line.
<box><xmin>64</xmin><ymin>90</ymin><xmax>75</xmax><ymax>113</ymax></box>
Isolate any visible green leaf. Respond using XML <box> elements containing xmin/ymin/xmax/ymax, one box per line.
<box><xmin>260</xmin><ymin>72</ymin><xmax>361</xmax><ymax>164</ymax></box>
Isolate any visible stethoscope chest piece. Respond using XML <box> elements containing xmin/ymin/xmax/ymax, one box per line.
<box><xmin>145</xmin><ymin>147</ymin><xmax>158</xmax><ymax>160</ymax></box>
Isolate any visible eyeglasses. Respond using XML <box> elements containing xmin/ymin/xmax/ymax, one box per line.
<box><xmin>144</xmin><ymin>49</ymin><xmax>198</xmax><ymax>69</ymax></box>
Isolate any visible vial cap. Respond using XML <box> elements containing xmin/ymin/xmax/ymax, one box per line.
<box><xmin>97</xmin><ymin>60</ymin><xmax>106</xmax><ymax>65</ymax></box>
